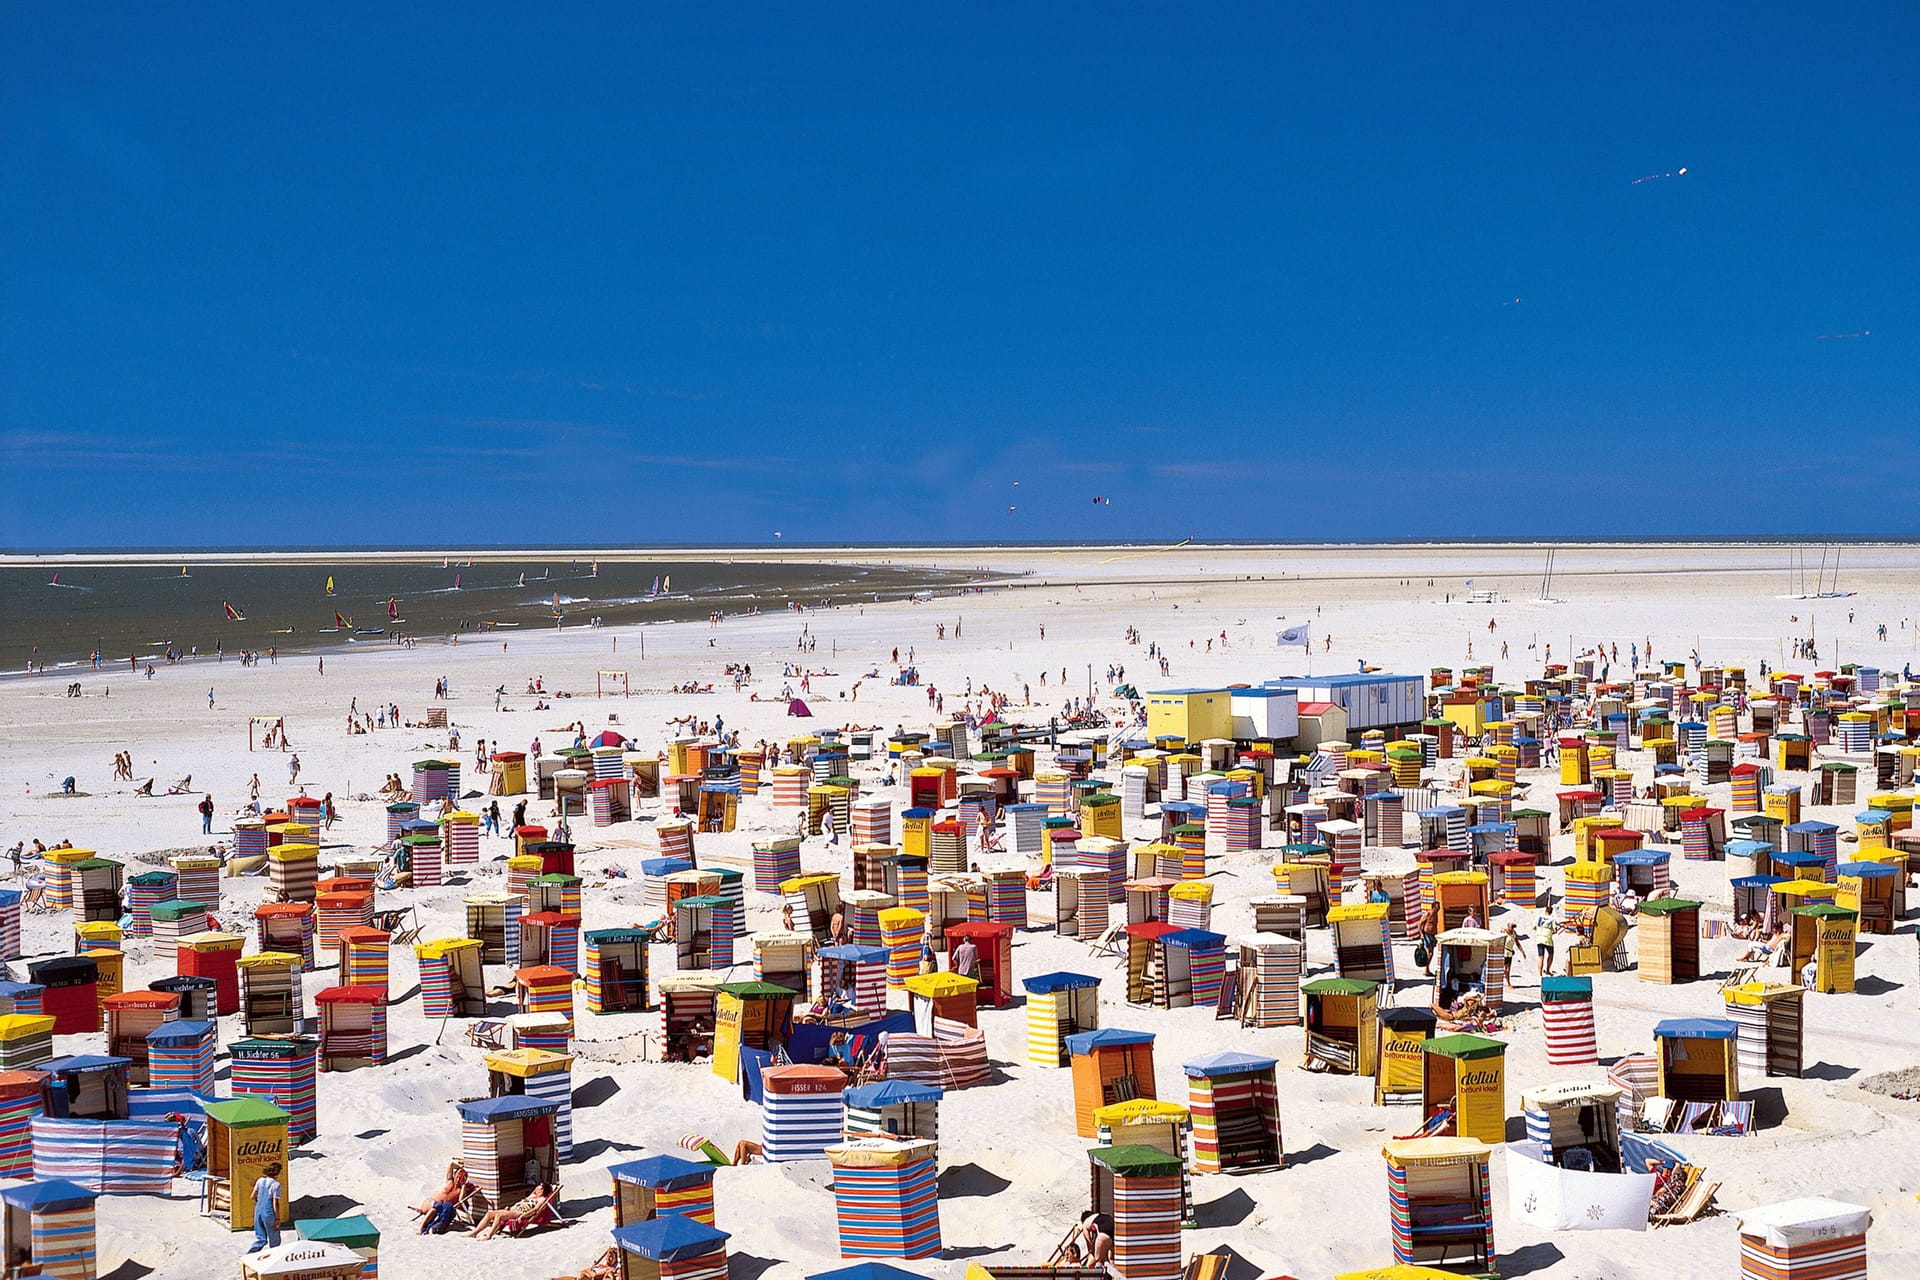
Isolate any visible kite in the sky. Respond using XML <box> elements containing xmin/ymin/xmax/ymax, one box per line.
<box><xmin>1632</xmin><ymin>166</ymin><xmax>1688</xmax><ymax>184</ymax></box>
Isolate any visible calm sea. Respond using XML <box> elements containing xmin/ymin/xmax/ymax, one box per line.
<box><xmin>0</xmin><ymin>558</ymin><xmax>964</xmax><ymax>672</ymax></box>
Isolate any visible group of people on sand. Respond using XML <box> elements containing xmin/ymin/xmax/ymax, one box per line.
<box><xmin>412</xmin><ymin>1162</ymin><xmax>556</xmax><ymax>1239</ymax></box>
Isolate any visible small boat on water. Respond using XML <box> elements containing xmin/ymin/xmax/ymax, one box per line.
<box><xmin>352</xmin><ymin>627</ymin><xmax>387</xmax><ymax>637</ymax></box>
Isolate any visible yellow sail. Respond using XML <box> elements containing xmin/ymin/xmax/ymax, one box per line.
<box><xmin>325</xmin><ymin>576</ymin><xmax>335</xmax><ymax>595</ymax></box>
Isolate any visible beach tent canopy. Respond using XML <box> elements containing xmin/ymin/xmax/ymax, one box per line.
<box><xmin>591</xmin><ymin>731</ymin><xmax>628</xmax><ymax>749</ymax></box>
<box><xmin>788</xmin><ymin>699</ymin><xmax>812</xmax><ymax>718</ymax></box>
<box><xmin>810</xmin><ymin>1265</ymin><xmax>938</xmax><ymax>1280</ymax></box>
<box><xmin>613</xmin><ymin>1213</ymin><xmax>731</xmax><ymax>1259</ymax></box>
<box><xmin>844</xmin><ymin>1079</ymin><xmax>944</xmax><ymax>1108</ymax></box>
<box><xmin>610</xmin><ymin>1154</ymin><xmax>715</xmax><ymax>1189</ymax></box>
<box><xmin>1065</xmin><ymin>1028</ymin><xmax>1153</xmax><ymax>1054</ymax></box>
<box><xmin>1183</xmin><ymin>1049</ymin><xmax>1279</xmax><ymax>1077</ymax></box>
<box><xmin>0</xmin><ymin>1179</ymin><xmax>97</xmax><ymax>1212</ymax></box>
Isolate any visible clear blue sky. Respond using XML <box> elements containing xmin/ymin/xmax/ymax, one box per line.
<box><xmin>3</xmin><ymin>5</ymin><xmax>1915</xmax><ymax>547</ymax></box>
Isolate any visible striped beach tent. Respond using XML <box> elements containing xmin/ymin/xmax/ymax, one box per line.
<box><xmin>611</xmin><ymin>1213</ymin><xmax>731</xmax><ymax>1280</ymax></box>
<box><xmin>826</xmin><ymin>1139</ymin><xmax>942</xmax><ymax>1258</ymax></box>
<box><xmin>0</xmin><ymin>1068</ymin><xmax>49</xmax><ymax>1176</ymax></box>
<box><xmin>1023</xmin><ymin>972</ymin><xmax>1100</xmax><ymax>1068</ymax></box>
<box><xmin>1183</xmin><ymin>1051</ymin><xmax>1283</xmax><ymax>1174</ymax></box>
<box><xmin>1735</xmin><ymin>1197</ymin><xmax>1871</xmax><ymax>1280</ymax></box>
<box><xmin>484</xmin><ymin>1047</ymin><xmax>574</xmax><ymax>1161</ymax></box>
<box><xmin>0</xmin><ymin>1177</ymin><xmax>98</xmax><ymax>1280</ymax></box>
<box><xmin>611</xmin><ymin>1153</ymin><xmax>717</xmax><ymax>1226</ymax></box>
<box><xmin>880</xmin><ymin>1020</ymin><xmax>990</xmax><ymax>1090</ymax></box>
<box><xmin>1541</xmin><ymin>977</ymin><xmax>1598</xmax><ymax>1067</ymax></box>
<box><xmin>843</xmin><ymin>1080</ymin><xmax>941</xmax><ymax>1143</ymax></box>
<box><xmin>1088</xmin><ymin>1144</ymin><xmax>1185</xmax><ymax>1280</ymax></box>
<box><xmin>231</xmin><ymin>1036</ymin><xmax>320</xmax><ymax>1143</ymax></box>
<box><xmin>146</xmin><ymin>1019</ymin><xmax>218</xmax><ymax>1095</ymax></box>
<box><xmin>455</xmin><ymin>1095</ymin><xmax>558</xmax><ymax>1210</ymax></box>
<box><xmin>30</xmin><ymin>1117</ymin><xmax>179</xmax><ymax>1193</ymax></box>
<box><xmin>761</xmin><ymin>1063</ymin><xmax>848</xmax><ymax>1163</ymax></box>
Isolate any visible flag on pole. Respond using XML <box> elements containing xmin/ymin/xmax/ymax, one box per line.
<box><xmin>1277</xmin><ymin>623</ymin><xmax>1311</xmax><ymax>648</ymax></box>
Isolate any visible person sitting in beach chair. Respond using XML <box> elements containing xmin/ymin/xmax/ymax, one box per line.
<box><xmin>467</xmin><ymin>1183</ymin><xmax>557</xmax><ymax>1240</ymax></box>
<box><xmin>21</xmin><ymin>881</ymin><xmax>51</xmax><ymax>913</ymax></box>
<box><xmin>414</xmin><ymin>1162</ymin><xmax>476</xmax><ymax>1234</ymax></box>
<box><xmin>566</xmin><ymin>1246</ymin><xmax>622</xmax><ymax>1280</ymax></box>
<box><xmin>166</xmin><ymin>775</ymin><xmax>194</xmax><ymax>795</ymax></box>
<box><xmin>134</xmin><ymin>778</ymin><xmax>156</xmax><ymax>797</ymax></box>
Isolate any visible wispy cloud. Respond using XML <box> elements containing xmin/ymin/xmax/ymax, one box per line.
<box><xmin>1</xmin><ymin>429</ymin><xmax>338</xmax><ymax>472</ymax></box>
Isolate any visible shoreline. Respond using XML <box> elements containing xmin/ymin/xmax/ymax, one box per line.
<box><xmin>8</xmin><ymin>536</ymin><xmax>1920</xmax><ymax>566</ymax></box>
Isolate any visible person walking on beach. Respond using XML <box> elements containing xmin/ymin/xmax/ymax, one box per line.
<box><xmin>199</xmin><ymin>794</ymin><xmax>215</xmax><ymax>835</ymax></box>
<box><xmin>950</xmin><ymin>932</ymin><xmax>980</xmax><ymax>981</ymax></box>
<box><xmin>322</xmin><ymin>792</ymin><xmax>336</xmax><ymax>831</ymax></box>
<box><xmin>288</xmin><ymin>754</ymin><xmax>301</xmax><ymax>788</ymax></box>
<box><xmin>207</xmin><ymin>687</ymin><xmax>215</xmax><ymax>709</ymax></box>
<box><xmin>251</xmin><ymin>1162</ymin><xmax>284</xmax><ymax>1251</ymax></box>
<box><xmin>1417</xmin><ymin>900</ymin><xmax>1440</xmax><ymax>976</ymax></box>
<box><xmin>248</xmin><ymin>773</ymin><xmax>261</xmax><ymax>814</ymax></box>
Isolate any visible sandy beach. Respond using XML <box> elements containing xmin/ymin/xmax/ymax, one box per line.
<box><xmin>3</xmin><ymin>542</ymin><xmax>1919</xmax><ymax>1280</ymax></box>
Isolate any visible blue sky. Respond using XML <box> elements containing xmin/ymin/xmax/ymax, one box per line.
<box><xmin>3</xmin><ymin>5</ymin><xmax>1915</xmax><ymax>547</ymax></box>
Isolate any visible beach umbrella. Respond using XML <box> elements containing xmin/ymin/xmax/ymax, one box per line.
<box><xmin>238</xmin><ymin>1241</ymin><xmax>368</xmax><ymax>1279</ymax></box>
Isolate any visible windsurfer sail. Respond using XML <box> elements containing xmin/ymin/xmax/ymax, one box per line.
<box><xmin>386</xmin><ymin>597</ymin><xmax>400</xmax><ymax>619</ymax></box>
<box><xmin>334</xmin><ymin>611</ymin><xmax>352</xmax><ymax>629</ymax></box>
<box><xmin>325</xmin><ymin>576</ymin><xmax>335</xmax><ymax>596</ymax></box>
<box><xmin>224</xmin><ymin>601</ymin><xmax>247</xmax><ymax>621</ymax></box>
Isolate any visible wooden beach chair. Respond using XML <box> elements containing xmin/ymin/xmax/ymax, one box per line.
<box><xmin>500</xmin><ymin>1186</ymin><xmax>567</xmax><ymax>1237</ymax></box>
<box><xmin>376</xmin><ymin>906</ymin><xmax>424</xmax><ymax>946</ymax></box>
<box><xmin>464</xmin><ymin>1020</ymin><xmax>507</xmax><ymax>1050</ymax></box>
<box><xmin>1086</xmin><ymin>920</ymin><xmax>1125</xmax><ymax>960</ymax></box>
<box><xmin>1649</xmin><ymin>1164</ymin><xmax>1719</xmax><ymax>1225</ymax></box>
<box><xmin>1184</xmin><ymin>1251</ymin><xmax>1230</xmax><ymax>1280</ymax></box>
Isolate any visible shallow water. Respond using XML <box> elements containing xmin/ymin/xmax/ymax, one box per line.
<box><xmin>0</xmin><ymin>557</ymin><xmax>963</xmax><ymax>671</ymax></box>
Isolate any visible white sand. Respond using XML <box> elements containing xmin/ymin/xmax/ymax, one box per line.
<box><xmin>4</xmin><ymin>543</ymin><xmax>1919</xmax><ymax>1279</ymax></box>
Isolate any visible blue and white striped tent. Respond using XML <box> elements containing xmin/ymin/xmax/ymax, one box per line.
<box><xmin>0</xmin><ymin>1177</ymin><xmax>98</xmax><ymax>1280</ymax></box>
<box><xmin>31</xmin><ymin>1117</ymin><xmax>180</xmax><ymax>1193</ymax></box>
<box><xmin>760</xmin><ymin>1063</ymin><xmax>848</xmax><ymax>1162</ymax></box>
